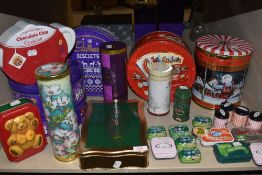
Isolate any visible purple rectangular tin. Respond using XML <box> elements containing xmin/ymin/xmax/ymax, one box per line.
<box><xmin>70</xmin><ymin>26</ymin><xmax>119</xmax><ymax>97</ymax></box>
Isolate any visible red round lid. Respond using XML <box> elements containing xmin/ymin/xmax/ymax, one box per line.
<box><xmin>0</xmin><ymin>25</ymin><xmax>68</xmax><ymax>85</ymax></box>
<box><xmin>127</xmin><ymin>40</ymin><xmax>196</xmax><ymax>101</ymax></box>
<box><xmin>196</xmin><ymin>34</ymin><xmax>253</xmax><ymax>57</ymax></box>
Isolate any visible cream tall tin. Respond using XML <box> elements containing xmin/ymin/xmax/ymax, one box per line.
<box><xmin>35</xmin><ymin>62</ymin><xmax>80</xmax><ymax>162</ymax></box>
<box><xmin>148</xmin><ymin>62</ymin><xmax>173</xmax><ymax>116</ymax></box>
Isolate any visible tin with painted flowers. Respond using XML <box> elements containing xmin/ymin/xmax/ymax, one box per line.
<box><xmin>35</xmin><ymin>62</ymin><xmax>80</xmax><ymax>162</ymax></box>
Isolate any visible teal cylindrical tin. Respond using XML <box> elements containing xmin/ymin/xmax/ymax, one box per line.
<box><xmin>173</xmin><ymin>86</ymin><xmax>192</xmax><ymax>122</ymax></box>
<box><xmin>35</xmin><ymin>62</ymin><xmax>80</xmax><ymax>162</ymax></box>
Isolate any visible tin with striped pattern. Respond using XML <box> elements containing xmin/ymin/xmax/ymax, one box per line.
<box><xmin>213</xmin><ymin>108</ymin><xmax>229</xmax><ymax>128</ymax></box>
<box><xmin>192</xmin><ymin>34</ymin><xmax>253</xmax><ymax>109</ymax></box>
<box><xmin>246</xmin><ymin>111</ymin><xmax>262</xmax><ymax>130</ymax></box>
<box><xmin>232</xmin><ymin>106</ymin><xmax>249</xmax><ymax>127</ymax></box>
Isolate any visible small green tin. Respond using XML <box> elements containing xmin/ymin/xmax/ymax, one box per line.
<box><xmin>169</xmin><ymin>124</ymin><xmax>190</xmax><ymax>140</ymax></box>
<box><xmin>147</xmin><ymin>126</ymin><xmax>167</xmax><ymax>140</ymax></box>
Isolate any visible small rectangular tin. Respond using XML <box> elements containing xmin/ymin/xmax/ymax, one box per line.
<box><xmin>77</xmin><ymin>100</ymin><xmax>149</xmax><ymax>169</ymax></box>
<box><xmin>0</xmin><ymin>98</ymin><xmax>47</xmax><ymax>162</ymax></box>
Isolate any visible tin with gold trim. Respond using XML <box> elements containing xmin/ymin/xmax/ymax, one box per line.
<box><xmin>77</xmin><ymin>100</ymin><xmax>149</xmax><ymax>169</ymax></box>
<box><xmin>100</xmin><ymin>41</ymin><xmax>128</xmax><ymax>101</ymax></box>
<box><xmin>192</xmin><ymin>34</ymin><xmax>253</xmax><ymax>109</ymax></box>
<box><xmin>127</xmin><ymin>31</ymin><xmax>196</xmax><ymax>101</ymax></box>
<box><xmin>35</xmin><ymin>62</ymin><xmax>80</xmax><ymax>162</ymax></box>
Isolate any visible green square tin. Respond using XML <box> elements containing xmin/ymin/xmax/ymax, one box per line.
<box><xmin>77</xmin><ymin>100</ymin><xmax>149</xmax><ymax>169</ymax></box>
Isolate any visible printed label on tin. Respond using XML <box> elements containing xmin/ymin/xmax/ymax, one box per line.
<box><xmin>192</xmin><ymin>63</ymin><xmax>248</xmax><ymax>106</ymax></box>
<box><xmin>37</xmin><ymin>76</ymin><xmax>80</xmax><ymax>160</ymax></box>
<box><xmin>8</xmin><ymin>52</ymin><xmax>26</xmax><ymax>69</ymax></box>
<box><xmin>71</xmin><ymin>35</ymin><xmax>106</xmax><ymax>96</ymax></box>
<box><xmin>5</xmin><ymin>24</ymin><xmax>55</xmax><ymax>47</ymax></box>
<box><xmin>136</xmin><ymin>52</ymin><xmax>183</xmax><ymax>78</ymax></box>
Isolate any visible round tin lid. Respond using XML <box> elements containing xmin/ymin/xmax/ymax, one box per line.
<box><xmin>249</xmin><ymin>111</ymin><xmax>262</xmax><ymax>122</ymax></box>
<box><xmin>149</xmin><ymin>62</ymin><xmax>173</xmax><ymax>77</ymax></box>
<box><xmin>215</xmin><ymin>108</ymin><xmax>229</xmax><ymax>119</ymax></box>
<box><xmin>35</xmin><ymin>62</ymin><xmax>69</xmax><ymax>81</ymax></box>
<box><xmin>220</xmin><ymin>102</ymin><xmax>234</xmax><ymax>111</ymax></box>
<box><xmin>127</xmin><ymin>40</ymin><xmax>196</xmax><ymax>101</ymax></box>
<box><xmin>196</xmin><ymin>34</ymin><xmax>253</xmax><ymax>57</ymax></box>
<box><xmin>235</xmin><ymin>106</ymin><xmax>250</xmax><ymax>116</ymax></box>
<box><xmin>100</xmin><ymin>41</ymin><xmax>126</xmax><ymax>55</ymax></box>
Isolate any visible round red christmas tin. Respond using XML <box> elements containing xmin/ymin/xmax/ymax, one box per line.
<box><xmin>192</xmin><ymin>34</ymin><xmax>253</xmax><ymax>109</ymax></box>
<box><xmin>127</xmin><ymin>31</ymin><xmax>196</xmax><ymax>101</ymax></box>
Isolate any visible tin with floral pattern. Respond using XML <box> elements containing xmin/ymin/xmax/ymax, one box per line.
<box><xmin>35</xmin><ymin>62</ymin><xmax>80</xmax><ymax>162</ymax></box>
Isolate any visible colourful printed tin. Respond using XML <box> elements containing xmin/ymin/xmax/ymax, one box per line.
<box><xmin>0</xmin><ymin>20</ymin><xmax>75</xmax><ymax>85</ymax></box>
<box><xmin>69</xmin><ymin>25</ymin><xmax>118</xmax><ymax>97</ymax></box>
<box><xmin>35</xmin><ymin>62</ymin><xmax>80</xmax><ymax>162</ymax></box>
<box><xmin>127</xmin><ymin>31</ymin><xmax>196</xmax><ymax>101</ymax></box>
<box><xmin>192</xmin><ymin>34</ymin><xmax>253</xmax><ymax>109</ymax></box>
<box><xmin>0</xmin><ymin>98</ymin><xmax>47</xmax><ymax>162</ymax></box>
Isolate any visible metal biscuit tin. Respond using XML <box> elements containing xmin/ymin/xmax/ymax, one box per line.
<box><xmin>69</xmin><ymin>26</ymin><xmax>118</xmax><ymax>97</ymax></box>
<box><xmin>78</xmin><ymin>100</ymin><xmax>149</xmax><ymax>169</ymax></box>
<box><xmin>192</xmin><ymin>34</ymin><xmax>253</xmax><ymax>109</ymax></box>
<box><xmin>0</xmin><ymin>98</ymin><xmax>47</xmax><ymax>162</ymax></box>
<box><xmin>127</xmin><ymin>31</ymin><xmax>196</xmax><ymax>101</ymax></box>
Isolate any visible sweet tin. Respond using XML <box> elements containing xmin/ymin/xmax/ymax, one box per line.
<box><xmin>169</xmin><ymin>124</ymin><xmax>190</xmax><ymax>140</ymax></box>
<box><xmin>192</xmin><ymin>34</ymin><xmax>253</xmax><ymax>109</ymax></box>
<box><xmin>0</xmin><ymin>20</ymin><xmax>75</xmax><ymax>85</ymax></box>
<box><xmin>178</xmin><ymin>148</ymin><xmax>201</xmax><ymax>163</ymax></box>
<box><xmin>201</xmin><ymin>128</ymin><xmax>234</xmax><ymax>146</ymax></box>
<box><xmin>78</xmin><ymin>100</ymin><xmax>149</xmax><ymax>169</ymax></box>
<box><xmin>0</xmin><ymin>98</ymin><xmax>47</xmax><ymax>162</ymax></box>
<box><xmin>175</xmin><ymin>135</ymin><xmax>197</xmax><ymax>151</ymax></box>
<box><xmin>151</xmin><ymin>137</ymin><xmax>177</xmax><ymax>159</ymax></box>
<box><xmin>213</xmin><ymin>142</ymin><xmax>252</xmax><ymax>163</ymax></box>
<box><xmin>250</xmin><ymin>143</ymin><xmax>262</xmax><ymax>165</ymax></box>
<box><xmin>127</xmin><ymin>31</ymin><xmax>196</xmax><ymax>101</ymax></box>
<box><xmin>69</xmin><ymin>25</ymin><xmax>118</xmax><ymax>96</ymax></box>
<box><xmin>231</xmin><ymin>128</ymin><xmax>262</xmax><ymax>143</ymax></box>
<box><xmin>147</xmin><ymin>125</ymin><xmax>167</xmax><ymax>140</ymax></box>
<box><xmin>192</xmin><ymin>115</ymin><xmax>212</xmax><ymax>129</ymax></box>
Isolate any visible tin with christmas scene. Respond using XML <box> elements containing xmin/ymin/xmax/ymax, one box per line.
<box><xmin>192</xmin><ymin>34</ymin><xmax>253</xmax><ymax>109</ymax></box>
<box><xmin>127</xmin><ymin>31</ymin><xmax>196</xmax><ymax>101</ymax></box>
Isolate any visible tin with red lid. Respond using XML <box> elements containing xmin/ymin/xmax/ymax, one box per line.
<box><xmin>0</xmin><ymin>98</ymin><xmax>47</xmax><ymax>162</ymax></box>
<box><xmin>127</xmin><ymin>31</ymin><xmax>196</xmax><ymax>101</ymax></box>
<box><xmin>0</xmin><ymin>20</ymin><xmax>76</xmax><ymax>85</ymax></box>
<box><xmin>192</xmin><ymin>34</ymin><xmax>253</xmax><ymax>109</ymax></box>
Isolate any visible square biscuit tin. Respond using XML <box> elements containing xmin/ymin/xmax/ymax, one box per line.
<box><xmin>77</xmin><ymin>100</ymin><xmax>149</xmax><ymax>169</ymax></box>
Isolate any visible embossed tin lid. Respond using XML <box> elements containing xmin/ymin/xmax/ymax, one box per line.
<box><xmin>196</xmin><ymin>34</ymin><xmax>253</xmax><ymax>57</ymax></box>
